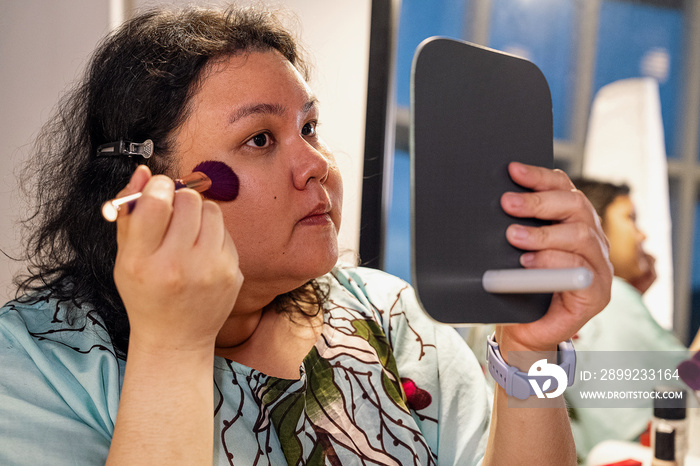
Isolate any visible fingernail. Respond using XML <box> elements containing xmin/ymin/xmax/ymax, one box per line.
<box><xmin>509</xmin><ymin>225</ymin><xmax>529</xmax><ymax>240</ymax></box>
<box><xmin>504</xmin><ymin>192</ymin><xmax>523</xmax><ymax>208</ymax></box>
<box><xmin>520</xmin><ymin>253</ymin><xmax>535</xmax><ymax>266</ymax></box>
<box><xmin>511</xmin><ymin>161</ymin><xmax>528</xmax><ymax>175</ymax></box>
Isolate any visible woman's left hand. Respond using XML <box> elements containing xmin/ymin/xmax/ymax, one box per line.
<box><xmin>496</xmin><ymin>162</ymin><xmax>613</xmax><ymax>354</ymax></box>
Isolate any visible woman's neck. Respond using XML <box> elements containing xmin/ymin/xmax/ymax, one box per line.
<box><xmin>215</xmin><ymin>305</ymin><xmax>324</xmax><ymax>379</ymax></box>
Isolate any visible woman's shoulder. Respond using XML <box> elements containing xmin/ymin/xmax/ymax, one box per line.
<box><xmin>326</xmin><ymin>265</ymin><xmax>420</xmax><ymax>320</ymax></box>
<box><xmin>330</xmin><ymin>264</ymin><xmax>410</xmax><ymax>287</ymax></box>
<box><xmin>0</xmin><ymin>293</ymin><xmax>119</xmax><ymax>364</ymax></box>
<box><xmin>2</xmin><ymin>293</ymin><xmax>107</xmax><ymax>334</ymax></box>
<box><xmin>1</xmin><ymin>294</ymin><xmax>70</xmax><ymax>334</ymax></box>
<box><xmin>328</xmin><ymin>264</ymin><xmax>413</xmax><ymax>303</ymax></box>
<box><xmin>326</xmin><ymin>264</ymin><xmax>449</xmax><ymax>340</ymax></box>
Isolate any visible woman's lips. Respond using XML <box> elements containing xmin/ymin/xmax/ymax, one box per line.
<box><xmin>298</xmin><ymin>201</ymin><xmax>333</xmax><ymax>226</ymax></box>
<box><xmin>298</xmin><ymin>211</ymin><xmax>332</xmax><ymax>226</ymax></box>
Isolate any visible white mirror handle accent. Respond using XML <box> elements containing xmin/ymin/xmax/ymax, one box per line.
<box><xmin>482</xmin><ymin>267</ymin><xmax>593</xmax><ymax>294</ymax></box>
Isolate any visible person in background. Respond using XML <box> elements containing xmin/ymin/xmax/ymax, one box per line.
<box><xmin>567</xmin><ymin>178</ymin><xmax>700</xmax><ymax>460</ymax></box>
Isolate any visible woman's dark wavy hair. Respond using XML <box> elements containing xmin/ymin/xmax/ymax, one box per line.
<box><xmin>570</xmin><ymin>178</ymin><xmax>630</xmax><ymax>220</ymax></box>
<box><xmin>16</xmin><ymin>4</ymin><xmax>327</xmax><ymax>358</ymax></box>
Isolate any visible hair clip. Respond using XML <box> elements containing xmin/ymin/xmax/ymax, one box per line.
<box><xmin>96</xmin><ymin>139</ymin><xmax>154</xmax><ymax>159</ymax></box>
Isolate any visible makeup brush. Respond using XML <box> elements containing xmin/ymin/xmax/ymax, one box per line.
<box><xmin>101</xmin><ymin>160</ymin><xmax>239</xmax><ymax>222</ymax></box>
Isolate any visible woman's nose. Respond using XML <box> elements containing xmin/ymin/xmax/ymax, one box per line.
<box><xmin>636</xmin><ymin>226</ymin><xmax>647</xmax><ymax>243</ymax></box>
<box><xmin>292</xmin><ymin>140</ymin><xmax>330</xmax><ymax>189</ymax></box>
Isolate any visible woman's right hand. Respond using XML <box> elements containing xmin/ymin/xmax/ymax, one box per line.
<box><xmin>113</xmin><ymin>165</ymin><xmax>244</xmax><ymax>353</ymax></box>
<box><xmin>629</xmin><ymin>251</ymin><xmax>657</xmax><ymax>295</ymax></box>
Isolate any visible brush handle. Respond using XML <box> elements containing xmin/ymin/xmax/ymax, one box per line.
<box><xmin>101</xmin><ymin>172</ymin><xmax>212</xmax><ymax>222</ymax></box>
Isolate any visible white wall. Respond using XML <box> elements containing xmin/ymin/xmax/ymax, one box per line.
<box><xmin>0</xmin><ymin>0</ymin><xmax>370</xmax><ymax>303</ymax></box>
<box><xmin>0</xmin><ymin>0</ymin><xmax>111</xmax><ymax>301</ymax></box>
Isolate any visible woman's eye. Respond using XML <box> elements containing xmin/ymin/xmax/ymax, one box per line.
<box><xmin>302</xmin><ymin>121</ymin><xmax>316</xmax><ymax>137</ymax></box>
<box><xmin>246</xmin><ymin>132</ymin><xmax>271</xmax><ymax>148</ymax></box>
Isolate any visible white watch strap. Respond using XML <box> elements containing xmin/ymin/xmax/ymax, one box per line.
<box><xmin>486</xmin><ymin>333</ymin><xmax>576</xmax><ymax>399</ymax></box>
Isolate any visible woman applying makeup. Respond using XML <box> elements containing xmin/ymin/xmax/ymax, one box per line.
<box><xmin>0</xmin><ymin>5</ymin><xmax>612</xmax><ymax>465</ymax></box>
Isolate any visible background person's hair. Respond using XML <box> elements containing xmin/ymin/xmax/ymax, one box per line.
<box><xmin>15</xmin><ymin>4</ymin><xmax>321</xmax><ymax>358</ymax></box>
<box><xmin>571</xmin><ymin>178</ymin><xmax>631</xmax><ymax>220</ymax></box>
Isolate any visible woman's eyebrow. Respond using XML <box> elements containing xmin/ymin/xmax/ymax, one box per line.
<box><xmin>303</xmin><ymin>97</ymin><xmax>318</xmax><ymax>114</ymax></box>
<box><xmin>228</xmin><ymin>98</ymin><xmax>318</xmax><ymax>125</ymax></box>
<box><xmin>228</xmin><ymin>103</ymin><xmax>285</xmax><ymax>125</ymax></box>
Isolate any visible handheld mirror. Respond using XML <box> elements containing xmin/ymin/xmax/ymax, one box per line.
<box><xmin>410</xmin><ymin>37</ymin><xmax>590</xmax><ymax>324</ymax></box>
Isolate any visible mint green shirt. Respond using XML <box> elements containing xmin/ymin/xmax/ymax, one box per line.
<box><xmin>567</xmin><ymin>276</ymin><xmax>688</xmax><ymax>459</ymax></box>
<box><xmin>0</xmin><ymin>266</ymin><xmax>490</xmax><ymax>465</ymax></box>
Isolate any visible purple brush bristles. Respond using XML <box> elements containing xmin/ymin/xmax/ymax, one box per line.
<box><xmin>192</xmin><ymin>160</ymin><xmax>239</xmax><ymax>201</ymax></box>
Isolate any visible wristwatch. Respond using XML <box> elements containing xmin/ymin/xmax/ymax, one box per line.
<box><xmin>486</xmin><ymin>333</ymin><xmax>576</xmax><ymax>400</ymax></box>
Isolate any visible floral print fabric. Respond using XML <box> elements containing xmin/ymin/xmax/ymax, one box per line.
<box><xmin>0</xmin><ymin>266</ymin><xmax>491</xmax><ymax>465</ymax></box>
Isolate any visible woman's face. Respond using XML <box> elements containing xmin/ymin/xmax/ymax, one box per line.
<box><xmin>173</xmin><ymin>50</ymin><xmax>343</xmax><ymax>305</ymax></box>
<box><xmin>602</xmin><ymin>194</ymin><xmax>648</xmax><ymax>283</ymax></box>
